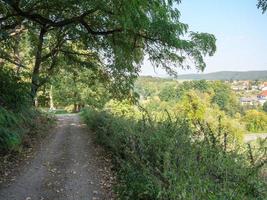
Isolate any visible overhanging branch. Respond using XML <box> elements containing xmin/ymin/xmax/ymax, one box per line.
<box><xmin>80</xmin><ymin>19</ymin><xmax>123</xmax><ymax>35</ymax></box>
<box><xmin>3</xmin><ymin>0</ymin><xmax>99</xmax><ymax>27</ymax></box>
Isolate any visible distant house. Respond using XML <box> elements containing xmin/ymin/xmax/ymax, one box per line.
<box><xmin>259</xmin><ymin>82</ymin><xmax>267</xmax><ymax>91</ymax></box>
<box><xmin>257</xmin><ymin>90</ymin><xmax>267</xmax><ymax>105</ymax></box>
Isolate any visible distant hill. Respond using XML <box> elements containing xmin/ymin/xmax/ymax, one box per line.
<box><xmin>176</xmin><ymin>71</ymin><xmax>267</xmax><ymax>80</ymax></box>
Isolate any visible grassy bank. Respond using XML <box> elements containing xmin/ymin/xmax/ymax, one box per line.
<box><xmin>0</xmin><ymin>106</ymin><xmax>54</xmax><ymax>183</ymax></box>
<box><xmin>0</xmin><ymin>107</ymin><xmax>54</xmax><ymax>154</ymax></box>
<box><xmin>81</xmin><ymin>107</ymin><xmax>266</xmax><ymax>200</ymax></box>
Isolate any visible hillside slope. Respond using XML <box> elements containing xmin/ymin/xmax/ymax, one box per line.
<box><xmin>176</xmin><ymin>71</ymin><xmax>267</xmax><ymax>80</ymax></box>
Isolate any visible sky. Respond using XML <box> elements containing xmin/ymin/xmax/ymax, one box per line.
<box><xmin>141</xmin><ymin>0</ymin><xmax>267</xmax><ymax>76</ymax></box>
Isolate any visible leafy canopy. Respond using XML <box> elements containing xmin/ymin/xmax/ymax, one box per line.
<box><xmin>0</xmin><ymin>0</ymin><xmax>216</xmax><ymax>97</ymax></box>
<box><xmin>258</xmin><ymin>0</ymin><xmax>267</xmax><ymax>13</ymax></box>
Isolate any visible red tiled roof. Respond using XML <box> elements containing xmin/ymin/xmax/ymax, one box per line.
<box><xmin>259</xmin><ymin>90</ymin><xmax>267</xmax><ymax>97</ymax></box>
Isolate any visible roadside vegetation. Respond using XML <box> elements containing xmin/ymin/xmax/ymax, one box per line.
<box><xmin>81</xmin><ymin>100</ymin><xmax>266</xmax><ymax>199</ymax></box>
<box><xmin>0</xmin><ymin>68</ymin><xmax>53</xmax><ymax>154</ymax></box>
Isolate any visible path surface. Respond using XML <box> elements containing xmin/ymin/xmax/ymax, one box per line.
<box><xmin>0</xmin><ymin>114</ymin><xmax>114</xmax><ymax>200</ymax></box>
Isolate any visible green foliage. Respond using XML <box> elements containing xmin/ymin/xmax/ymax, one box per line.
<box><xmin>50</xmin><ymin>66</ymin><xmax>111</xmax><ymax>110</ymax></box>
<box><xmin>82</xmin><ymin>107</ymin><xmax>266</xmax><ymax>199</ymax></box>
<box><xmin>158</xmin><ymin>80</ymin><xmax>211</xmax><ymax>101</ymax></box>
<box><xmin>104</xmin><ymin>100</ymin><xmax>142</xmax><ymax>119</ymax></box>
<box><xmin>0</xmin><ymin>107</ymin><xmax>21</xmax><ymax>151</ymax></box>
<box><xmin>243</xmin><ymin>110</ymin><xmax>267</xmax><ymax>132</ymax></box>
<box><xmin>0</xmin><ymin>106</ymin><xmax>53</xmax><ymax>153</ymax></box>
<box><xmin>0</xmin><ymin>68</ymin><xmax>30</xmax><ymax>110</ymax></box>
<box><xmin>0</xmin><ymin>0</ymin><xmax>216</xmax><ymax>100</ymax></box>
<box><xmin>135</xmin><ymin>77</ymin><xmax>175</xmax><ymax>100</ymax></box>
<box><xmin>153</xmin><ymin>79</ymin><xmax>240</xmax><ymax>116</ymax></box>
<box><xmin>158</xmin><ymin>91</ymin><xmax>244</xmax><ymax>142</ymax></box>
<box><xmin>258</xmin><ymin>0</ymin><xmax>267</xmax><ymax>13</ymax></box>
<box><xmin>263</xmin><ymin>101</ymin><xmax>267</xmax><ymax>113</ymax></box>
<box><xmin>0</xmin><ymin>66</ymin><xmax>54</xmax><ymax>152</ymax></box>
<box><xmin>211</xmin><ymin>81</ymin><xmax>240</xmax><ymax>116</ymax></box>
<box><xmin>158</xmin><ymin>84</ymin><xmax>179</xmax><ymax>101</ymax></box>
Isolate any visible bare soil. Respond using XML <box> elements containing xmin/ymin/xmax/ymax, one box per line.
<box><xmin>0</xmin><ymin>114</ymin><xmax>115</xmax><ymax>200</ymax></box>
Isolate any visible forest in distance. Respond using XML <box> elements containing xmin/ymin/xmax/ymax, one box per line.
<box><xmin>1</xmin><ymin>0</ymin><xmax>267</xmax><ymax>199</ymax></box>
<box><xmin>174</xmin><ymin>70</ymin><xmax>267</xmax><ymax>81</ymax></box>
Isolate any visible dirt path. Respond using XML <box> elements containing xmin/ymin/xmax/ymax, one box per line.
<box><xmin>0</xmin><ymin>114</ymin><xmax>114</xmax><ymax>200</ymax></box>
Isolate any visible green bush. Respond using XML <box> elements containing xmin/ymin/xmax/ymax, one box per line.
<box><xmin>0</xmin><ymin>68</ymin><xmax>54</xmax><ymax>153</ymax></box>
<box><xmin>82</xmin><ymin>108</ymin><xmax>266</xmax><ymax>199</ymax></box>
<box><xmin>0</xmin><ymin>68</ymin><xmax>30</xmax><ymax>110</ymax></box>
<box><xmin>243</xmin><ymin>110</ymin><xmax>267</xmax><ymax>132</ymax></box>
<box><xmin>0</xmin><ymin>107</ymin><xmax>21</xmax><ymax>151</ymax></box>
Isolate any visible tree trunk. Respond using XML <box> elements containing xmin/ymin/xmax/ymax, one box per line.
<box><xmin>30</xmin><ymin>28</ymin><xmax>46</xmax><ymax>105</ymax></box>
<box><xmin>34</xmin><ymin>97</ymin><xmax>39</xmax><ymax>107</ymax></box>
<box><xmin>14</xmin><ymin>37</ymin><xmax>21</xmax><ymax>75</ymax></box>
<box><xmin>73</xmin><ymin>103</ymin><xmax>78</xmax><ymax>113</ymax></box>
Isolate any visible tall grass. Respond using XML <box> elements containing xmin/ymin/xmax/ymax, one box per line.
<box><xmin>82</xmin><ymin>108</ymin><xmax>267</xmax><ymax>200</ymax></box>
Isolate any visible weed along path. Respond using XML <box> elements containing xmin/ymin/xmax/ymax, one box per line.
<box><xmin>0</xmin><ymin>114</ymin><xmax>115</xmax><ymax>200</ymax></box>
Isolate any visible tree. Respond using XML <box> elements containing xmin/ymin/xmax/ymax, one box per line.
<box><xmin>257</xmin><ymin>0</ymin><xmax>267</xmax><ymax>13</ymax></box>
<box><xmin>159</xmin><ymin>80</ymin><xmax>211</xmax><ymax>102</ymax></box>
<box><xmin>211</xmin><ymin>81</ymin><xmax>239</xmax><ymax>116</ymax></box>
<box><xmin>243</xmin><ymin>110</ymin><xmax>267</xmax><ymax>132</ymax></box>
<box><xmin>50</xmin><ymin>64</ymin><xmax>111</xmax><ymax>111</ymax></box>
<box><xmin>159</xmin><ymin>83</ymin><xmax>178</xmax><ymax>101</ymax></box>
<box><xmin>0</xmin><ymin>0</ymin><xmax>216</xmax><ymax>104</ymax></box>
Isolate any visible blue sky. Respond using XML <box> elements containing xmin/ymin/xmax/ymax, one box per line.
<box><xmin>141</xmin><ymin>0</ymin><xmax>267</xmax><ymax>76</ymax></box>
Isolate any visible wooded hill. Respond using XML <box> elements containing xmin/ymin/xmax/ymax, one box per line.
<box><xmin>175</xmin><ymin>70</ymin><xmax>267</xmax><ymax>80</ymax></box>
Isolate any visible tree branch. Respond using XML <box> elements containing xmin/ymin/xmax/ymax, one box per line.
<box><xmin>80</xmin><ymin>19</ymin><xmax>123</xmax><ymax>35</ymax></box>
<box><xmin>0</xmin><ymin>50</ymin><xmax>26</xmax><ymax>68</ymax></box>
<box><xmin>3</xmin><ymin>0</ymin><xmax>99</xmax><ymax>27</ymax></box>
<box><xmin>60</xmin><ymin>49</ymin><xmax>96</xmax><ymax>57</ymax></box>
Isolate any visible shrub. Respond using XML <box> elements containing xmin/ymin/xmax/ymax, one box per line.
<box><xmin>82</xmin><ymin>107</ymin><xmax>267</xmax><ymax>199</ymax></box>
<box><xmin>0</xmin><ymin>68</ymin><xmax>30</xmax><ymax>110</ymax></box>
<box><xmin>243</xmin><ymin>110</ymin><xmax>267</xmax><ymax>132</ymax></box>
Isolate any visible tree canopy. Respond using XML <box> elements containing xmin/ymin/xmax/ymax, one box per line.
<box><xmin>258</xmin><ymin>0</ymin><xmax>267</xmax><ymax>13</ymax></box>
<box><xmin>0</xmin><ymin>0</ymin><xmax>216</xmax><ymax>103</ymax></box>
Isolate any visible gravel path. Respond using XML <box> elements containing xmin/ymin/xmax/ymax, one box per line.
<box><xmin>0</xmin><ymin>114</ymin><xmax>114</xmax><ymax>200</ymax></box>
